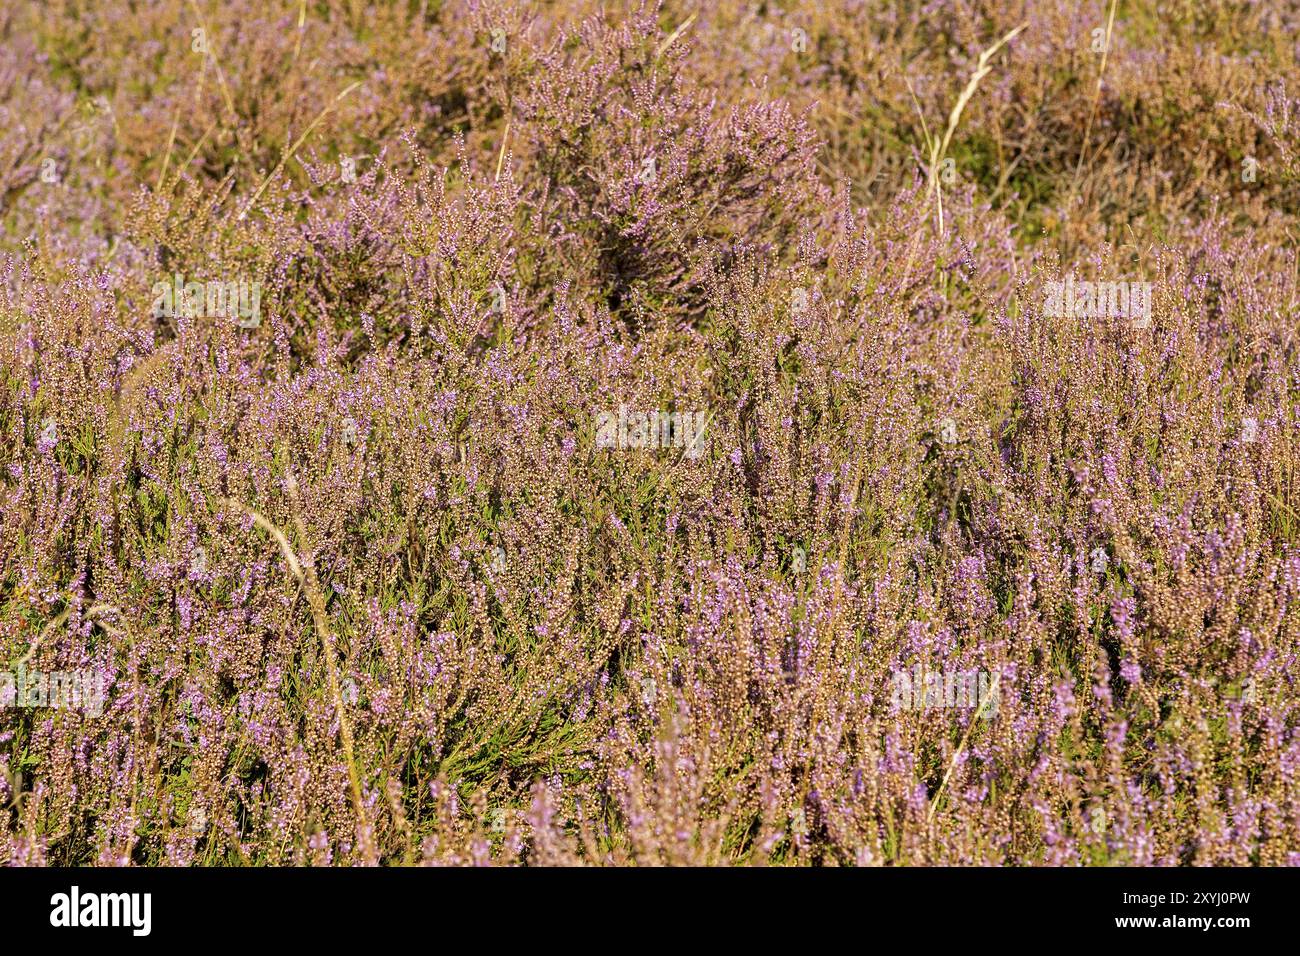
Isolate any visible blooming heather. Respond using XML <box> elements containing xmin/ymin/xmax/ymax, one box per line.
<box><xmin>0</xmin><ymin>0</ymin><xmax>1299</xmax><ymax>867</ymax></box>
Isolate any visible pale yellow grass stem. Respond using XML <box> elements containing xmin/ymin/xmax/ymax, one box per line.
<box><xmin>927</xmin><ymin>672</ymin><xmax>1001</xmax><ymax>825</ymax></box>
<box><xmin>224</xmin><ymin>485</ymin><xmax>374</xmax><ymax>861</ymax></box>
<box><xmin>911</xmin><ymin>23</ymin><xmax>1026</xmax><ymax>234</ymax></box>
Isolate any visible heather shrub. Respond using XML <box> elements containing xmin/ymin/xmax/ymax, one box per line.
<box><xmin>2</xmin><ymin>0</ymin><xmax>1300</xmax><ymax>868</ymax></box>
<box><xmin>687</xmin><ymin>0</ymin><xmax>1298</xmax><ymax>247</ymax></box>
<box><xmin>511</xmin><ymin>4</ymin><xmax>828</xmax><ymax>326</ymax></box>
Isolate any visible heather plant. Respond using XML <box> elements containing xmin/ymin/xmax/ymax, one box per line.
<box><xmin>512</xmin><ymin>3</ymin><xmax>828</xmax><ymax>326</ymax></box>
<box><xmin>2</xmin><ymin>0</ymin><xmax>1300</xmax><ymax>869</ymax></box>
